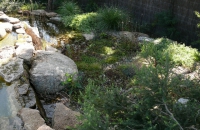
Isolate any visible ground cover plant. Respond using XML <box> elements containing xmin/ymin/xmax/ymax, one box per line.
<box><xmin>59</xmin><ymin>29</ymin><xmax>200</xmax><ymax>129</ymax></box>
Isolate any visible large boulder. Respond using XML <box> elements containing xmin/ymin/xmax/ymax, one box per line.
<box><xmin>0</xmin><ymin>58</ymin><xmax>24</xmax><ymax>83</ymax></box>
<box><xmin>53</xmin><ymin>103</ymin><xmax>80</xmax><ymax>130</ymax></box>
<box><xmin>30</xmin><ymin>51</ymin><xmax>78</xmax><ymax>95</ymax></box>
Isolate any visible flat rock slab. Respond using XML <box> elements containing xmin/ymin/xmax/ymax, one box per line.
<box><xmin>53</xmin><ymin>103</ymin><xmax>80</xmax><ymax>130</ymax></box>
<box><xmin>19</xmin><ymin>108</ymin><xmax>46</xmax><ymax>130</ymax></box>
<box><xmin>30</xmin><ymin>51</ymin><xmax>78</xmax><ymax>95</ymax></box>
<box><xmin>0</xmin><ymin>58</ymin><xmax>24</xmax><ymax>83</ymax></box>
<box><xmin>8</xmin><ymin>17</ymin><xmax>20</xmax><ymax>24</ymax></box>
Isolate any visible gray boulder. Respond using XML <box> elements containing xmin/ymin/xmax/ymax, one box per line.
<box><xmin>0</xmin><ymin>58</ymin><xmax>24</xmax><ymax>83</ymax></box>
<box><xmin>53</xmin><ymin>103</ymin><xmax>80</xmax><ymax>130</ymax></box>
<box><xmin>30</xmin><ymin>51</ymin><xmax>78</xmax><ymax>95</ymax></box>
<box><xmin>15</xmin><ymin>43</ymin><xmax>35</xmax><ymax>64</ymax></box>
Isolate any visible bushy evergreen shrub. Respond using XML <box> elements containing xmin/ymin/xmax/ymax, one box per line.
<box><xmin>75</xmin><ymin>39</ymin><xmax>200</xmax><ymax>130</ymax></box>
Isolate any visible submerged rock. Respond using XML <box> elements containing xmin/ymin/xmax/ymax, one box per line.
<box><xmin>30</xmin><ymin>51</ymin><xmax>78</xmax><ymax>95</ymax></box>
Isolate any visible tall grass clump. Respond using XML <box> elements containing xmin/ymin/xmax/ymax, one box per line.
<box><xmin>97</xmin><ymin>7</ymin><xmax>129</xmax><ymax>31</ymax></box>
<box><xmin>20</xmin><ymin>2</ymin><xmax>45</xmax><ymax>11</ymax></box>
<box><xmin>57</xmin><ymin>0</ymin><xmax>81</xmax><ymax>17</ymax></box>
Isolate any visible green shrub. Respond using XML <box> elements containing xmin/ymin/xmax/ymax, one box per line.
<box><xmin>97</xmin><ymin>7</ymin><xmax>128</xmax><ymax>31</ymax></box>
<box><xmin>58</xmin><ymin>0</ymin><xmax>81</xmax><ymax>17</ymax></box>
<box><xmin>62</xmin><ymin>12</ymin><xmax>98</xmax><ymax>32</ymax></box>
<box><xmin>0</xmin><ymin>0</ymin><xmax>23</xmax><ymax>13</ymax></box>
<box><xmin>140</xmin><ymin>38</ymin><xmax>200</xmax><ymax>68</ymax></box>
<box><xmin>77</xmin><ymin>79</ymin><xmax>133</xmax><ymax>130</ymax></box>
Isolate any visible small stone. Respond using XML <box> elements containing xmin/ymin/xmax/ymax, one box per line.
<box><xmin>16</xmin><ymin>28</ymin><xmax>25</xmax><ymax>34</ymax></box>
<box><xmin>178</xmin><ymin>98</ymin><xmax>189</xmax><ymax>104</ymax></box>
<box><xmin>83</xmin><ymin>32</ymin><xmax>95</xmax><ymax>40</ymax></box>
<box><xmin>18</xmin><ymin>84</ymin><xmax>29</xmax><ymax>95</ymax></box>
<box><xmin>8</xmin><ymin>17</ymin><xmax>20</xmax><ymax>24</ymax></box>
<box><xmin>13</xmin><ymin>22</ymin><xmax>22</xmax><ymax>29</ymax></box>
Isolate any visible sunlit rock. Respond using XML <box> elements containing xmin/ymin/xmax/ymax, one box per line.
<box><xmin>0</xmin><ymin>28</ymin><xmax>6</xmax><ymax>39</ymax></box>
<box><xmin>0</xmin><ymin>22</ymin><xmax>13</xmax><ymax>33</ymax></box>
<box><xmin>15</xmin><ymin>43</ymin><xmax>35</xmax><ymax>64</ymax></box>
<box><xmin>30</xmin><ymin>51</ymin><xmax>78</xmax><ymax>95</ymax></box>
<box><xmin>8</xmin><ymin>17</ymin><xmax>20</xmax><ymax>24</ymax></box>
<box><xmin>16</xmin><ymin>28</ymin><xmax>25</xmax><ymax>34</ymax></box>
<box><xmin>13</xmin><ymin>22</ymin><xmax>22</xmax><ymax>29</ymax></box>
<box><xmin>0</xmin><ymin>46</ymin><xmax>15</xmax><ymax>66</ymax></box>
<box><xmin>0</xmin><ymin>58</ymin><xmax>24</xmax><ymax>83</ymax></box>
<box><xmin>0</xmin><ymin>14</ymin><xmax>9</xmax><ymax>22</ymax></box>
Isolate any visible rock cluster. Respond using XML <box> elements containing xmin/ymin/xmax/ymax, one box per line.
<box><xmin>0</xmin><ymin>12</ymin><xmax>80</xmax><ymax>130</ymax></box>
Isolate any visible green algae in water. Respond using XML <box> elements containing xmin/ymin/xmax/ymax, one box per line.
<box><xmin>0</xmin><ymin>33</ymin><xmax>16</xmax><ymax>48</ymax></box>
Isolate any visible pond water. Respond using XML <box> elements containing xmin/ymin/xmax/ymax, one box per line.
<box><xmin>0</xmin><ymin>85</ymin><xmax>11</xmax><ymax>117</ymax></box>
<box><xmin>20</xmin><ymin>15</ymin><xmax>67</xmax><ymax>46</ymax></box>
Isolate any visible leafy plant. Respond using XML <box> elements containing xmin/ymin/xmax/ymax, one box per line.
<box><xmin>0</xmin><ymin>0</ymin><xmax>23</xmax><ymax>13</ymax></box>
<box><xmin>62</xmin><ymin>12</ymin><xmax>98</xmax><ymax>32</ymax></box>
<box><xmin>57</xmin><ymin>0</ymin><xmax>81</xmax><ymax>17</ymax></box>
<box><xmin>20</xmin><ymin>2</ymin><xmax>45</xmax><ymax>11</ymax></box>
<box><xmin>62</xmin><ymin>73</ymin><xmax>83</xmax><ymax>95</ymax></box>
<box><xmin>140</xmin><ymin>38</ymin><xmax>200</xmax><ymax>68</ymax></box>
